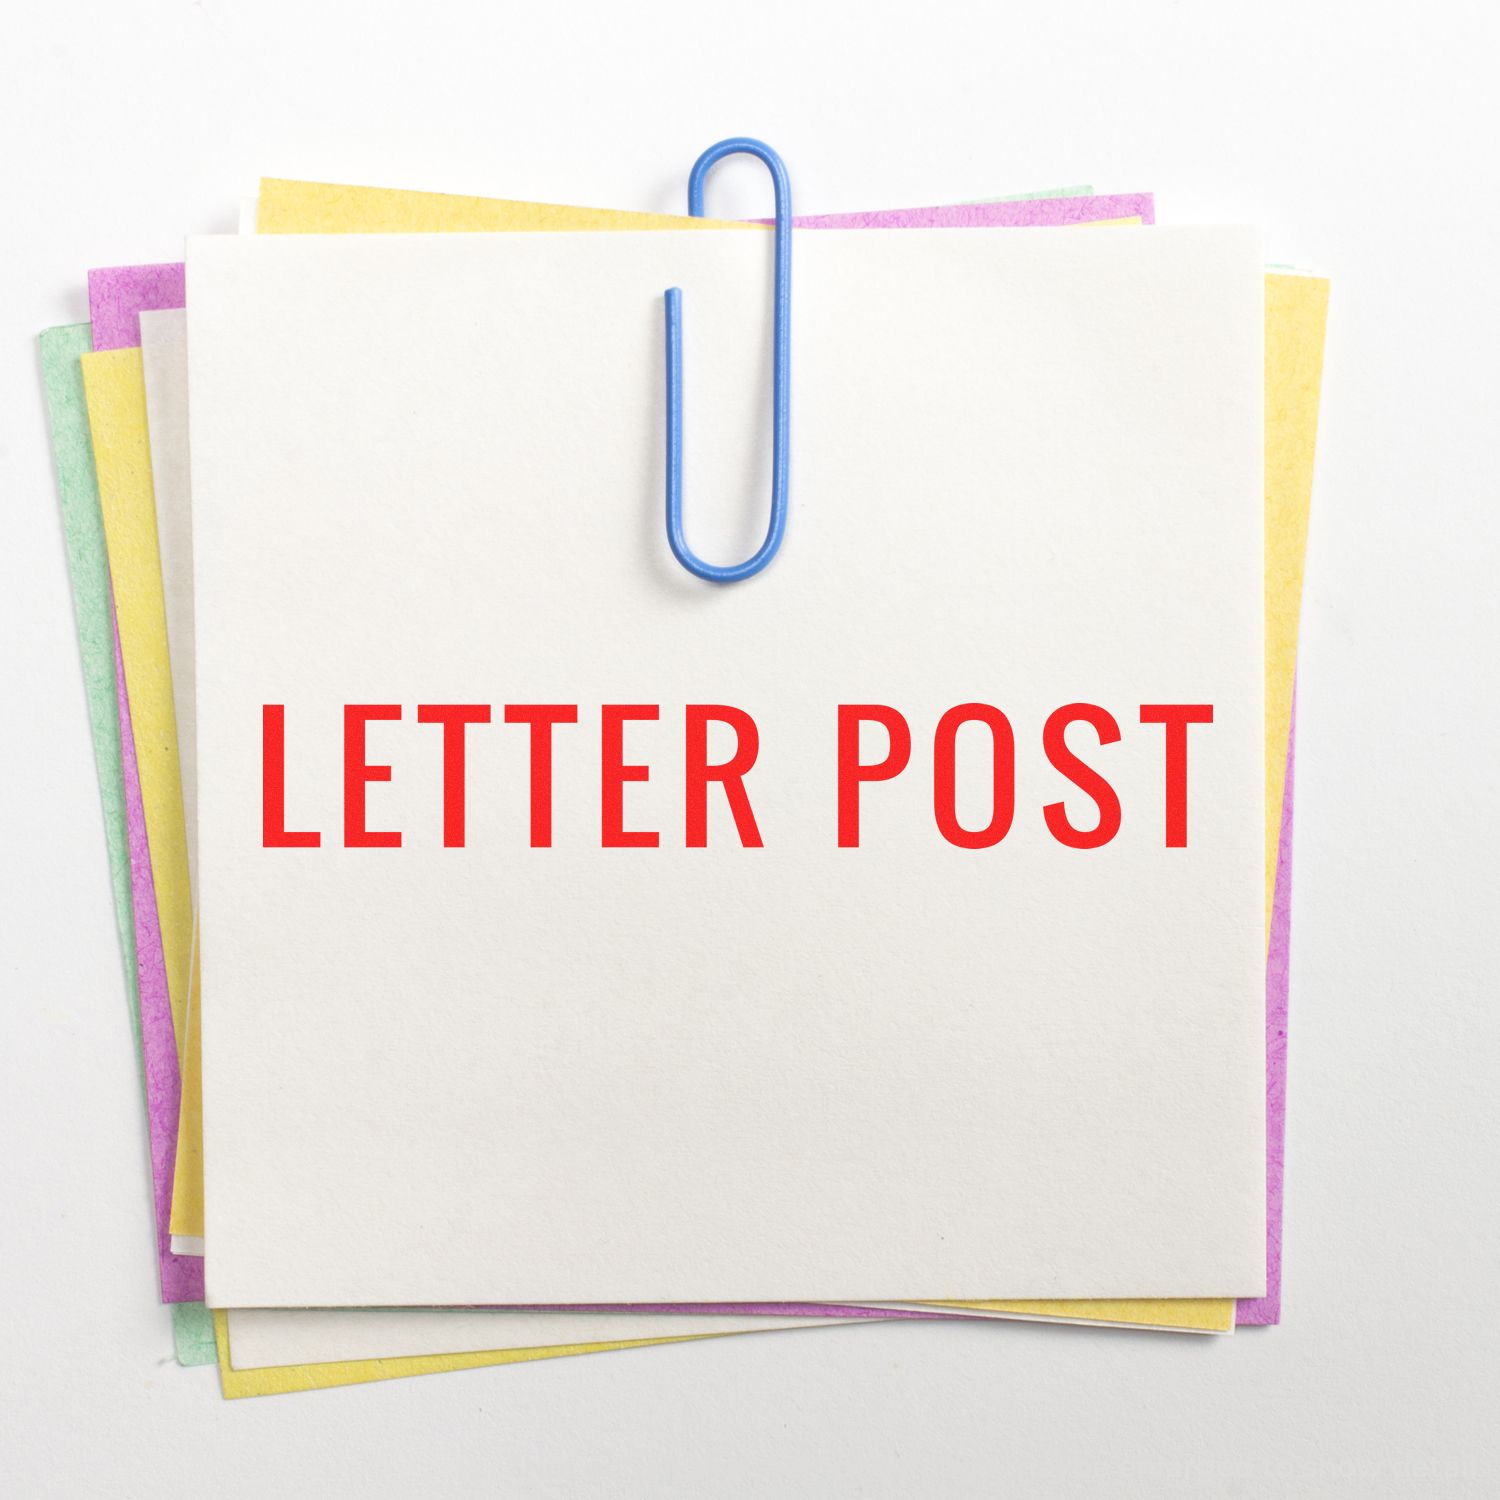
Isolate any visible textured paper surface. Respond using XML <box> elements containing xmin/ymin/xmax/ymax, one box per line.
<box><xmin>191</xmin><ymin>225</ymin><xmax>1266</xmax><ymax>1306</ymax></box>
<box><xmin>1238</xmin><ymin>703</ymin><xmax>1297</xmax><ymax>1326</ymax></box>
<box><xmin>172</xmin><ymin>1300</ymin><xmax>217</xmax><ymax>1366</ymax></box>
<box><xmin>39</xmin><ymin>327</ymin><xmax>137</xmax><ymax>1027</ymax></box>
<box><xmin>780</xmin><ymin>194</ymin><xmax>1153</xmax><ymax>230</ymax></box>
<box><xmin>39</xmin><ymin>325</ymin><xmax>202</xmax><ymax>1307</ymax></box>
<box><xmin>89</xmin><ymin>263</ymin><xmax>185</xmax><ymax>353</ymax></box>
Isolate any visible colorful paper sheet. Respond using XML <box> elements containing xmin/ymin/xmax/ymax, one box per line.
<box><xmin>89</xmin><ymin>263</ymin><xmax>185</xmax><ymax>353</ymax></box>
<box><xmin>172</xmin><ymin>1300</ymin><xmax>216</xmax><ymax>1365</ymax></box>
<box><xmin>1239</xmin><ymin>700</ymin><xmax>1297</xmax><ymax>1325</ymax></box>
<box><xmin>39</xmin><ymin>327</ymin><xmax>137</xmax><ymax>1023</ymax></box>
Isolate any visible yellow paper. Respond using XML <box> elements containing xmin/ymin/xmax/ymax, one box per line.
<box><xmin>926</xmin><ymin>1297</ymin><xmax>1235</xmax><ymax>1332</ymax></box>
<box><xmin>81</xmin><ymin>348</ymin><xmax>192</xmax><ymax>1052</ymax></box>
<box><xmin>256</xmin><ymin>178</ymin><xmax>754</xmax><ymax>235</ymax></box>
<box><xmin>174</xmin><ymin>947</ymin><xmax>202</xmax><ymax>1241</ymax></box>
<box><xmin>213</xmin><ymin>1310</ymin><xmax>727</xmax><ymax>1399</ymax></box>
<box><xmin>1263</xmin><ymin>273</ymin><xmax>1330</xmax><ymax>930</ymax></box>
<box><xmin>122</xmin><ymin>183</ymin><xmax>1324</xmax><ymax>1391</ymax></box>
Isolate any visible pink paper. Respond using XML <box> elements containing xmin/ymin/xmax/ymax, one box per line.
<box><xmin>780</xmin><ymin>192</ymin><xmax>1155</xmax><ymax>230</ymax></box>
<box><xmin>88</xmin><ymin>263</ymin><xmax>185</xmax><ymax>353</ymax></box>
<box><xmin>113</xmin><ymin>619</ymin><xmax>202</xmax><ymax>1303</ymax></box>
<box><xmin>1237</xmin><ymin>697</ymin><xmax>1296</xmax><ymax>1325</ymax></box>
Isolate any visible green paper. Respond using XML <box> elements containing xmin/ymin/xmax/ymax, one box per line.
<box><xmin>40</xmin><ymin>324</ymin><xmax>139</xmax><ymax>1040</ymax></box>
<box><xmin>995</xmin><ymin>184</ymin><xmax>1092</xmax><ymax>200</ymax></box>
<box><xmin>172</xmin><ymin>1301</ymin><xmax>217</xmax><ymax>1366</ymax></box>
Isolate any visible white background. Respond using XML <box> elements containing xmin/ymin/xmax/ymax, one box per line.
<box><xmin>1</xmin><ymin>0</ymin><xmax>1496</xmax><ymax>1493</ymax></box>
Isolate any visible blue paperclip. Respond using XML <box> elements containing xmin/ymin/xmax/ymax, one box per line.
<box><xmin>664</xmin><ymin>137</ymin><xmax>792</xmax><ymax>583</ymax></box>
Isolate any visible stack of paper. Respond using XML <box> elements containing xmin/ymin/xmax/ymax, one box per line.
<box><xmin>40</xmin><ymin>171</ymin><xmax>1328</xmax><ymax>1397</ymax></box>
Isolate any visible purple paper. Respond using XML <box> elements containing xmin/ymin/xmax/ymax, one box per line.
<box><xmin>88</xmin><ymin>263</ymin><xmax>185</xmax><ymax>353</ymax></box>
<box><xmin>1237</xmin><ymin>696</ymin><xmax>1296</xmax><ymax>1325</ymax></box>
<box><xmin>782</xmin><ymin>192</ymin><xmax>1155</xmax><ymax>231</ymax></box>
<box><xmin>114</xmin><ymin>620</ymin><xmax>202</xmax><ymax>1303</ymax></box>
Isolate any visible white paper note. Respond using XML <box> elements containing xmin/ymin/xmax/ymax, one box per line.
<box><xmin>190</xmin><ymin>225</ymin><xmax>1265</xmax><ymax>1307</ymax></box>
